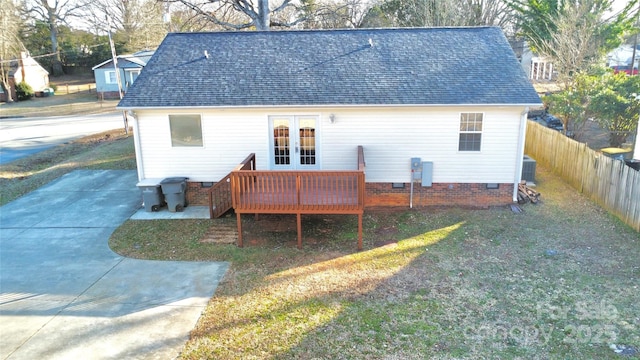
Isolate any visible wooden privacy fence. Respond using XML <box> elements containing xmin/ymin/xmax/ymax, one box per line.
<box><xmin>525</xmin><ymin>121</ymin><xmax>640</xmax><ymax>231</ymax></box>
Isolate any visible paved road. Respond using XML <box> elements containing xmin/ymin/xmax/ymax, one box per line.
<box><xmin>0</xmin><ymin>112</ymin><xmax>126</xmax><ymax>165</ymax></box>
<box><xmin>0</xmin><ymin>170</ymin><xmax>228</xmax><ymax>359</ymax></box>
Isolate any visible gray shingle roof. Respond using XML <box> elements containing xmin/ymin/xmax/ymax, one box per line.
<box><xmin>118</xmin><ymin>27</ymin><xmax>541</xmax><ymax>108</ymax></box>
<box><xmin>92</xmin><ymin>50</ymin><xmax>155</xmax><ymax>70</ymax></box>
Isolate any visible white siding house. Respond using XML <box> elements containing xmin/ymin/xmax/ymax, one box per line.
<box><xmin>119</xmin><ymin>28</ymin><xmax>542</xmax><ymax>208</ymax></box>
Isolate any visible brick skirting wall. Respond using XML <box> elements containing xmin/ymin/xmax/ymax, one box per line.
<box><xmin>186</xmin><ymin>182</ymin><xmax>211</xmax><ymax>206</ymax></box>
<box><xmin>365</xmin><ymin>182</ymin><xmax>514</xmax><ymax>208</ymax></box>
<box><xmin>185</xmin><ymin>181</ymin><xmax>514</xmax><ymax>208</ymax></box>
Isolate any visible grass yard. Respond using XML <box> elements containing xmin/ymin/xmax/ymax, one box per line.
<box><xmin>110</xmin><ymin>166</ymin><xmax>640</xmax><ymax>359</ymax></box>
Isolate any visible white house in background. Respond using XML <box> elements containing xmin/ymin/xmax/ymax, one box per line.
<box><xmin>117</xmin><ymin>27</ymin><xmax>542</xmax><ymax>208</ymax></box>
<box><xmin>517</xmin><ymin>42</ymin><xmax>554</xmax><ymax>81</ymax></box>
<box><xmin>92</xmin><ymin>50</ymin><xmax>154</xmax><ymax>99</ymax></box>
<box><xmin>0</xmin><ymin>52</ymin><xmax>49</xmax><ymax>102</ymax></box>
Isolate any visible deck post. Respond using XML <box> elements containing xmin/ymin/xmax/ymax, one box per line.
<box><xmin>236</xmin><ymin>212</ymin><xmax>244</xmax><ymax>247</ymax></box>
<box><xmin>296</xmin><ymin>213</ymin><xmax>302</xmax><ymax>249</ymax></box>
<box><xmin>358</xmin><ymin>213</ymin><xmax>363</xmax><ymax>250</ymax></box>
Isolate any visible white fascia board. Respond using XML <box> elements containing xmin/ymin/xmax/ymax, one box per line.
<box><xmin>92</xmin><ymin>59</ymin><xmax>113</xmax><ymax>70</ymax></box>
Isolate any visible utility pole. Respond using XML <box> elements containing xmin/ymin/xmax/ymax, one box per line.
<box><xmin>106</xmin><ymin>15</ymin><xmax>128</xmax><ymax>134</ymax></box>
<box><xmin>631</xmin><ymin>5</ymin><xmax>639</xmax><ymax>76</ymax></box>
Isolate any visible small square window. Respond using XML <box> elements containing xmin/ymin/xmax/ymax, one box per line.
<box><xmin>486</xmin><ymin>183</ymin><xmax>499</xmax><ymax>189</ymax></box>
<box><xmin>169</xmin><ymin>114</ymin><xmax>203</xmax><ymax>147</ymax></box>
<box><xmin>392</xmin><ymin>183</ymin><xmax>405</xmax><ymax>189</ymax></box>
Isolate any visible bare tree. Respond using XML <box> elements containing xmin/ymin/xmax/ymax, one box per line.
<box><xmin>511</xmin><ymin>0</ymin><xmax>637</xmax><ymax>87</ymax></box>
<box><xmin>463</xmin><ymin>0</ymin><xmax>516</xmax><ymax>33</ymax></box>
<box><xmin>1</xmin><ymin>0</ymin><xmax>25</xmax><ymax>101</ymax></box>
<box><xmin>21</xmin><ymin>0</ymin><xmax>94</xmax><ymax>76</ymax></box>
<box><xmin>160</xmin><ymin>0</ymin><xmax>304</xmax><ymax>30</ymax></box>
<box><xmin>167</xmin><ymin>3</ymin><xmax>233</xmax><ymax>32</ymax></box>
<box><xmin>87</xmin><ymin>0</ymin><xmax>166</xmax><ymax>52</ymax></box>
<box><xmin>543</xmin><ymin>5</ymin><xmax>602</xmax><ymax>86</ymax></box>
<box><xmin>299</xmin><ymin>0</ymin><xmax>374</xmax><ymax>29</ymax></box>
<box><xmin>363</xmin><ymin>0</ymin><xmax>516</xmax><ymax>32</ymax></box>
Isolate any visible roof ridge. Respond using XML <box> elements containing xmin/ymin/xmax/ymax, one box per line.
<box><xmin>166</xmin><ymin>26</ymin><xmax>499</xmax><ymax>37</ymax></box>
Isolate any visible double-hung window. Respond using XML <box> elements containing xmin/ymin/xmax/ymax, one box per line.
<box><xmin>169</xmin><ymin>114</ymin><xmax>203</xmax><ymax>147</ymax></box>
<box><xmin>458</xmin><ymin>113</ymin><xmax>483</xmax><ymax>151</ymax></box>
<box><xmin>105</xmin><ymin>71</ymin><xmax>117</xmax><ymax>84</ymax></box>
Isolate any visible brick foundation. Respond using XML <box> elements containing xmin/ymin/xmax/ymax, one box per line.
<box><xmin>185</xmin><ymin>181</ymin><xmax>514</xmax><ymax>208</ymax></box>
<box><xmin>186</xmin><ymin>182</ymin><xmax>212</xmax><ymax>206</ymax></box>
<box><xmin>365</xmin><ymin>182</ymin><xmax>514</xmax><ymax>208</ymax></box>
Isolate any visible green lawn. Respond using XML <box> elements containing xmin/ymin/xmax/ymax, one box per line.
<box><xmin>110</xmin><ymin>167</ymin><xmax>640</xmax><ymax>359</ymax></box>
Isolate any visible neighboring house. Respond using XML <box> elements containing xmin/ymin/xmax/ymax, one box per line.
<box><xmin>0</xmin><ymin>52</ymin><xmax>49</xmax><ymax>102</ymax></box>
<box><xmin>92</xmin><ymin>50</ymin><xmax>154</xmax><ymax>99</ymax></box>
<box><xmin>118</xmin><ymin>27</ymin><xmax>542</xmax><ymax>209</ymax></box>
<box><xmin>607</xmin><ymin>45</ymin><xmax>639</xmax><ymax>75</ymax></box>
<box><xmin>516</xmin><ymin>42</ymin><xmax>554</xmax><ymax>81</ymax></box>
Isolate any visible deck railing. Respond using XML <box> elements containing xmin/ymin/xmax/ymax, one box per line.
<box><xmin>231</xmin><ymin>171</ymin><xmax>365</xmax><ymax>213</ymax></box>
<box><xmin>231</xmin><ymin>146</ymin><xmax>366</xmax><ymax>249</ymax></box>
<box><xmin>208</xmin><ymin>153</ymin><xmax>256</xmax><ymax>218</ymax></box>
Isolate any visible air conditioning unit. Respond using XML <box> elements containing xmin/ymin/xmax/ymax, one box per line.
<box><xmin>522</xmin><ymin>155</ymin><xmax>536</xmax><ymax>182</ymax></box>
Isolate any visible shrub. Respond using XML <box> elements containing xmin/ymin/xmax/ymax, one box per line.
<box><xmin>16</xmin><ymin>81</ymin><xmax>34</xmax><ymax>101</ymax></box>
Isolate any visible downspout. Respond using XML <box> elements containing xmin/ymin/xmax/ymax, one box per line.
<box><xmin>129</xmin><ymin>111</ymin><xmax>145</xmax><ymax>180</ymax></box>
<box><xmin>513</xmin><ymin>107</ymin><xmax>529</xmax><ymax>202</ymax></box>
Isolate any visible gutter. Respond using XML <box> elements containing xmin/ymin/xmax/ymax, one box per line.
<box><xmin>513</xmin><ymin>107</ymin><xmax>529</xmax><ymax>202</ymax></box>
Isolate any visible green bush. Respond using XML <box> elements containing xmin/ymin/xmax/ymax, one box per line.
<box><xmin>16</xmin><ymin>81</ymin><xmax>34</xmax><ymax>101</ymax></box>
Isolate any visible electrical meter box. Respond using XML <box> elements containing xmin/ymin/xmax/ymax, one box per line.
<box><xmin>411</xmin><ymin>157</ymin><xmax>422</xmax><ymax>180</ymax></box>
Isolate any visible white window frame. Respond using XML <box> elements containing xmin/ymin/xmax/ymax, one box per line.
<box><xmin>268</xmin><ymin>115</ymin><xmax>320</xmax><ymax>170</ymax></box>
<box><xmin>458</xmin><ymin>112</ymin><xmax>483</xmax><ymax>152</ymax></box>
<box><xmin>126</xmin><ymin>69</ymin><xmax>141</xmax><ymax>83</ymax></box>
<box><xmin>105</xmin><ymin>70</ymin><xmax>117</xmax><ymax>84</ymax></box>
<box><xmin>169</xmin><ymin>114</ymin><xmax>204</xmax><ymax>147</ymax></box>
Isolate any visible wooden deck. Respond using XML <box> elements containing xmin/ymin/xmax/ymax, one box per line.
<box><xmin>225</xmin><ymin>147</ymin><xmax>366</xmax><ymax>249</ymax></box>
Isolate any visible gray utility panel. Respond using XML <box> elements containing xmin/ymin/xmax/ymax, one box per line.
<box><xmin>421</xmin><ymin>161</ymin><xmax>433</xmax><ymax>187</ymax></box>
<box><xmin>410</xmin><ymin>157</ymin><xmax>433</xmax><ymax>187</ymax></box>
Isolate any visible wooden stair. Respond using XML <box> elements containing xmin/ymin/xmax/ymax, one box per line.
<box><xmin>208</xmin><ymin>173</ymin><xmax>233</xmax><ymax>218</ymax></box>
<box><xmin>208</xmin><ymin>154</ymin><xmax>257</xmax><ymax>219</ymax></box>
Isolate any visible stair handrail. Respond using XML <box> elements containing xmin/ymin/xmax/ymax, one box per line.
<box><xmin>208</xmin><ymin>153</ymin><xmax>256</xmax><ymax>218</ymax></box>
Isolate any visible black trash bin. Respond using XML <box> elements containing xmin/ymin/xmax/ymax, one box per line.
<box><xmin>136</xmin><ymin>178</ymin><xmax>165</xmax><ymax>212</ymax></box>
<box><xmin>161</xmin><ymin>177</ymin><xmax>188</xmax><ymax>212</ymax></box>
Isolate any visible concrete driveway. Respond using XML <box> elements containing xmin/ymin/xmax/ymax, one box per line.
<box><xmin>0</xmin><ymin>170</ymin><xmax>229</xmax><ymax>359</ymax></box>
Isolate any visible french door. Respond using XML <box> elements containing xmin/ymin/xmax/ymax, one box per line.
<box><xmin>269</xmin><ymin>116</ymin><xmax>319</xmax><ymax>170</ymax></box>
